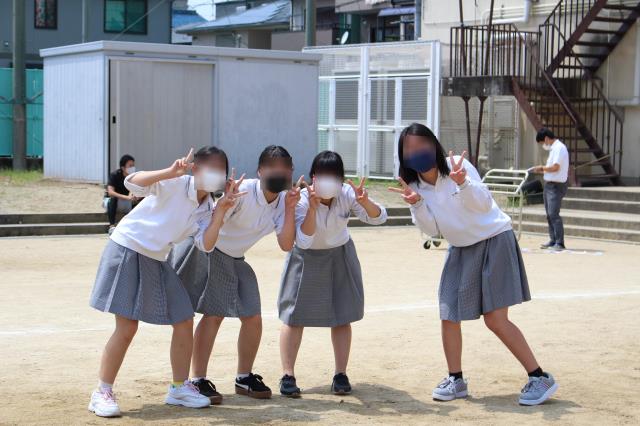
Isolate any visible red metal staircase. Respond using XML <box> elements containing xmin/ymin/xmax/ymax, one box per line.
<box><xmin>448</xmin><ymin>0</ymin><xmax>638</xmax><ymax>186</ymax></box>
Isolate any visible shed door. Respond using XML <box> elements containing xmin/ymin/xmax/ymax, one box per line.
<box><xmin>109</xmin><ymin>59</ymin><xmax>214</xmax><ymax>172</ymax></box>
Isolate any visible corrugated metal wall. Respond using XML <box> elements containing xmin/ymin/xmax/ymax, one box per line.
<box><xmin>43</xmin><ymin>53</ymin><xmax>105</xmax><ymax>182</ymax></box>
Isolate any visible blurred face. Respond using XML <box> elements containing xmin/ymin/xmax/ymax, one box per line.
<box><xmin>122</xmin><ymin>160</ymin><xmax>135</xmax><ymax>176</ymax></box>
<box><xmin>313</xmin><ymin>172</ymin><xmax>342</xmax><ymax>200</ymax></box>
<box><xmin>402</xmin><ymin>134</ymin><xmax>437</xmax><ymax>173</ymax></box>
<box><xmin>193</xmin><ymin>156</ymin><xmax>227</xmax><ymax>193</ymax></box>
<box><xmin>258</xmin><ymin>159</ymin><xmax>293</xmax><ymax>194</ymax></box>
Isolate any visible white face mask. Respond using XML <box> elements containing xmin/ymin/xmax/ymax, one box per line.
<box><xmin>125</xmin><ymin>166</ymin><xmax>136</xmax><ymax>174</ymax></box>
<box><xmin>542</xmin><ymin>144</ymin><xmax>552</xmax><ymax>151</ymax></box>
<box><xmin>196</xmin><ymin>169</ymin><xmax>226</xmax><ymax>193</ymax></box>
<box><xmin>314</xmin><ymin>176</ymin><xmax>342</xmax><ymax>199</ymax></box>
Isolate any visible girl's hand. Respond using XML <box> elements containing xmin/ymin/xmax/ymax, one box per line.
<box><xmin>285</xmin><ymin>175</ymin><xmax>305</xmax><ymax>211</ymax></box>
<box><xmin>347</xmin><ymin>177</ymin><xmax>369</xmax><ymax>205</ymax></box>
<box><xmin>449</xmin><ymin>150</ymin><xmax>468</xmax><ymax>185</ymax></box>
<box><xmin>217</xmin><ymin>171</ymin><xmax>247</xmax><ymax>212</ymax></box>
<box><xmin>388</xmin><ymin>177</ymin><xmax>422</xmax><ymax>205</ymax></box>
<box><xmin>169</xmin><ymin>148</ymin><xmax>194</xmax><ymax>177</ymax></box>
<box><xmin>307</xmin><ymin>177</ymin><xmax>321</xmax><ymax>210</ymax></box>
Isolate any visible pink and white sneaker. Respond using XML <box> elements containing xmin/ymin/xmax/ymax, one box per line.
<box><xmin>165</xmin><ymin>381</ymin><xmax>211</xmax><ymax>408</ymax></box>
<box><xmin>88</xmin><ymin>389</ymin><xmax>121</xmax><ymax>417</ymax></box>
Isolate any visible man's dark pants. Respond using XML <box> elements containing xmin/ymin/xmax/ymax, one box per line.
<box><xmin>543</xmin><ymin>181</ymin><xmax>568</xmax><ymax>246</ymax></box>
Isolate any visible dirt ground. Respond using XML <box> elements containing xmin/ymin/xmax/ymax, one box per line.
<box><xmin>0</xmin><ymin>175</ymin><xmax>402</xmax><ymax>214</ymax></box>
<box><xmin>1</xmin><ymin>228</ymin><xmax>639</xmax><ymax>425</ymax></box>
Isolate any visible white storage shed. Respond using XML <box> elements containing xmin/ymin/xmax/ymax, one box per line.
<box><xmin>40</xmin><ymin>41</ymin><xmax>321</xmax><ymax>183</ymax></box>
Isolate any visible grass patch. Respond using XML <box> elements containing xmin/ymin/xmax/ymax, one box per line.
<box><xmin>0</xmin><ymin>168</ymin><xmax>43</xmax><ymax>185</ymax></box>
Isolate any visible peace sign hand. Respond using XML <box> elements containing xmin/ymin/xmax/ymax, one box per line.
<box><xmin>388</xmin><ymin>177</ymin><xmax>422</xmax><ymax>205</ymax></box>
<box><xmin>307</xmin><ymin>177</ymin><xmax>321</xmax><ymax>210</ymax></box>
<box><xmin>217</xmin><ymin>169</ymin><xmax>247</xmax><ymax>212</ymax></box>
<box><xmin>170</xmin><ymin>148</ymin><xmax>194</xmax><ymax>177</ymax></box>
<box><xmin>285</xmin><ymin>175</ymin><xmax>305</xmax><ymax>211</ymax></box>
<box><xmin>347</xmin><ymin>177</ymin><xmax>369</xmax><ymax>205</ymax></box>
<box><xmin>449</xmin><ymin>150</ymin><xmax>468</xmax><ymax>185</ymax></box>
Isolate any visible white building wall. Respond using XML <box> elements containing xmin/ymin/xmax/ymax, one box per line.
<box><xmin>43</xmin><ymin>52</ymin><xmax>106</xmax><ymax>182</ymax></box>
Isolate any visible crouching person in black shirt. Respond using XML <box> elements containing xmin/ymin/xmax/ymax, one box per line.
<box><xmin>106</xmin><ymin>154</ymin><xmax>139</xmax><ymax>233</ymax></box>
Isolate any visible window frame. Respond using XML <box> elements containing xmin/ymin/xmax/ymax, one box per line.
<box><xmin>34</xmin><ymin>0</ymin><xmax>58</xmax><ymax>30</ymax></box>
<box><xmin>103</xmin><ymin>0</ymin><xmax>148</xmax><ymax>35</ymax></box>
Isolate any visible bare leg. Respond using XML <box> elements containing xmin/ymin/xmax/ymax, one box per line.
<box><xmin>331</xmin><ymin>324</ymin><xmax>352</xmax><ymax>374</ymax></box>
<box><xmin>441</xmin><ymin>320</ymin><xmax>462</xmax><ymax>373</ymax></box>
<box><xmin>280</xmin><ymin>324</ymin><xmax>304</xmax><ymax>376</ymax></box>
<box><xmin>483</xmin><ymin>307</ymin><xmax>539</xmax><ymax>372</ymax></box>
<box><xmin>191</xmin><ymin>315</ymin><xmax>224</xmax><ymax>378</ymax></box>
<box><xmin>170</xmin><ymin>318</ymin><xmax>194</xmax><ymax>382</ymax></box>
<box><xmin>237</xmin><ymin>315</ymin><xmax>262</xmax><ymax>374</ymax></box>
<box><xmin>99</xmin><ymin>315</ymin><xmax>139</xmax><ymax>384</ymax></box>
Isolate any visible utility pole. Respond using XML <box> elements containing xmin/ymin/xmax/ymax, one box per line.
<box><xmin>12</xmin><ymin>0</ymin><xmax>26</xmax><ymax>171</ymax></box>
<box><xmin>305</xmin><ymin>0</ymin><xmax>316</xmax><ymax>47</ymax></box>
<box><xmin>82</xmin><ymin>0</ymin><xmax>89</xmax><ymax>43</ymax></box>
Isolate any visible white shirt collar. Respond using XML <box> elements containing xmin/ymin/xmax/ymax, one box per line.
<box><xmin>188</xmin><ymin>175</ymin><xmax>214</xmax><ymax>211</ymax></box>
<box><xmin>255</xmin><ymin>179</ymin><xmax>282</xmax><ymax>208</ymax></box>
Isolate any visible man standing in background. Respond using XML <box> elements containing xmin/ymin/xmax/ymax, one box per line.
<box><xmin>533</xmin><ymin>128</ymin><xmax>569</xmax><ymax>251</ymax></box>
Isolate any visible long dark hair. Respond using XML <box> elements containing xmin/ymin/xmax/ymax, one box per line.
<box><xmin>397</xmin><ymin>123</ymin><xmax>449</xmax><ymax>184</ymax></box>
<box><xmin>309</xmin><ymin>150</ymin><xmax>344</xmax><ymax>180</ymax></box>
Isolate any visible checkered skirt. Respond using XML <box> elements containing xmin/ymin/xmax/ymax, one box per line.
<box><xmin>89</xmin><ymin>240</ymin><xmax>194</xmax><ymax>325</ymax></box>
<box><xmin>439</xmin><ymin>230</ymin><xmax>531</xmax><ymax>322</ymax></box>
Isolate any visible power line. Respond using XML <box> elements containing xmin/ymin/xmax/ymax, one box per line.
<box><xmin>111</xmin><ymin>0</ymin><xmax>170</xmax><ymax>41</ymax></box>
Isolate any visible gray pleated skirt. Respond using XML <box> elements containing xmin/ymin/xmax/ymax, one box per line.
<box><xmin>169</xmin><ymin>239</ymin><xmax>261</xmax><ymax>318</ymax></box>
<box><xmin>90</xmin><ymin>240</ymin><xmax>194</xmax><ymax>325</ymax></box>
<box><xmin>439</xmin><ymin>230</ymin><xmax>530</xmax><ymax>322</ymax></box>
<box><xmin>278</xmin><ymin>239</ymin><xmax>364</xmax><ymax>327</ymax></box>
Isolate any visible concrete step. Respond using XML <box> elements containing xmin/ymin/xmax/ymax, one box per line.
<box><xmin>521</xmin><ymin>221</ymin><xmax>640</xmax><ymax>243</ymax></box>
<box><xmin>565</xmin><ymin>187</ymin><xmax>640</xmax><ymax>202</ymax></box>
<box><xmin>521</xmin><ymin>208</ymin><xmax>640</xmax><ymax>231</ymax></box>
<box><xmin>0</xmin><ymin>223</ymin><xmax>109</xmax><ymax>237</ymax></box>
<box><xmin>561</xmin><ymin>197</ymin><xmax>640</xmax><ymax>214</ymax></box>
<box><xmin>0</xmin><ymin>212</ymin><xmax>116</xmax><ymax>225</ymax></box>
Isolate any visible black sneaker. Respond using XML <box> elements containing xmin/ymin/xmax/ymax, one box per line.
<box><xmin>235</xmin><ymin>373</ymin><xmax>272</xmax><ymax>399</ymax></box>
<box><xmin>331</xmin><ymin>373</ymin><xmax>352</xmax><ymax>395</ymax></box>
<box><xmin>540</xmin><ymin>241</ymin><xmax>555</xmax><ymax>249</ymax></box>
<box><xmin>280</xmin><ymin>374</ymin><xmax>301</xmax><ymax>398</ymax></box>
<box><xmin>192</xmin><ymin>378</ymin><xmax>223</xmax><ymax>405</ymax></box>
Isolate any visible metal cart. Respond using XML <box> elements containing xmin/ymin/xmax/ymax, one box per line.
<box><xmin>481</xmin><ymin>169</ymin><xmax>530</xmax><ymax>240</ymax></box>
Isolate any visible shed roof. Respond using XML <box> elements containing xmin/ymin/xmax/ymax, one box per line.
<box><xmin>177</xmin><ymin>1</ymin><xmax>291</xmax><ymax>34</ymax></box>
<box><xmin>172</xmin><ymin>9</ymin><xmax>207</xmax><ymax>29</ymax></box>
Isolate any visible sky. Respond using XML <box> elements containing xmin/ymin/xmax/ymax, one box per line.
<box><xmin>187</xmin><ymin>0</ymin><xmax>216</xmax><ymax>21</ymax></box>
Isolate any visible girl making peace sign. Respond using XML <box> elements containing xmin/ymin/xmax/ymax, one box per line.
<box><xmin>389</xmin><ymin>123</ymin><xmax>558</xmax><ymax>406</ymax></box>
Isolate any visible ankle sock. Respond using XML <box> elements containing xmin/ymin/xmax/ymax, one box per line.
<box><xmin>527</xmin><ymin>367</ymin><xmax>547</xmax><ymax>378</ymax></box>
<box><xmin>171</xmin><ymin>380</ymin><xmax>185</xmax><ymax>388</ymax></box>
<box><xmin>191</xmin><ymin>377</ymin><xmax>203</xmax><ymax>382</ymax></box>
<box><xmin>449</xmin><ymin>371</ymin><xmax>463</xmax><ymax>380</ymax></box>
<box><xmin>98</xmin><ymin>380</ymin><xmax>113</xmax><ymax>393</ymax></box>
<box><xmin>236</xmin><ymin>373</ymin><xmax>250</xmax><ymax>381</ymax></box>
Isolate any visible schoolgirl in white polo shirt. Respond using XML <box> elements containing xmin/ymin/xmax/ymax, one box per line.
<box><xmin>389</xmin><ymin>123</ymin><xmax>558</xmax><ymax>406</ymax></box>
<box><xmin>277</xmin><ymin>150</ymin><xmax>387</xmax><ymax>398</ymax></box>
<box><xmin>88</xmin><ymin>146</ymin><xmax>245</xmax><ymax>417</ymax></box>
<box><xmin>170</xmin><ymin>145</ymin><xmax>301</xmax><ymax>402</ymax></box>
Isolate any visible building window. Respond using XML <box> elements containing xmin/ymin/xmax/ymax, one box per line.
<box><xmin>34</xmin><ymin>0</ymin><xmax>57</xmax><ymax>29</ymax></box>
<box><xmin>104</xmin><ymin>0</ymin><xmax>148</xmax><ymax>34</ymax></box>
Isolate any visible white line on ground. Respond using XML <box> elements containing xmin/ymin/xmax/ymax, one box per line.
<box><xmin>2</xmin><ymin>289</ymin><xmax>639</xmax><ymax>337</ymax></box>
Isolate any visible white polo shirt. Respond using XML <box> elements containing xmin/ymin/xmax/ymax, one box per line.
<box><xmin>110</xmin><ymin>173</ymin><xmax>215</xmax><ymax>261</ymax></box>
<box><xmin>215</xmin><ymin>179</ymin><xmax>286</xmax><ymax>258</ymax></box>
<box><xmin>295</xmin><ymin>183</ymin><xmax>387</xmax><ymax>250</ymax></box>
<box><xmin>544</xmin><ymin>139</ymin><xmax>569</xmax><ymax>183</ymax></box>
<box><xmin>409</xmin><ymin>157</ymin><xmax>512</xmax><ymax>248</ymax></box>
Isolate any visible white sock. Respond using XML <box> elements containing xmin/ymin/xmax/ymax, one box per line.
<box><xmin>98</xmin><ymin>380</ymin><xmax>113</xmax><ymax>393</ymax></box>
<box><xmin>191</xmin><ymin>377</ymin><xmax>204</xmax><ymax>382</ymax></box>
<box><xmin>236</xmin><ymin>373</ymin><xmax>250</xmax><ymax>381</ymax></box>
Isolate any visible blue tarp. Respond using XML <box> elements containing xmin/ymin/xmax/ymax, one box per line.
<box><xmin>378</xmin><ymin>6</ymin><xmax>416</xmax><ymax>17</ymax></box>
<box><xmin>177</xmin><ymin>0</ymin><xmax>291</xmax><ymax>33</ymax></box>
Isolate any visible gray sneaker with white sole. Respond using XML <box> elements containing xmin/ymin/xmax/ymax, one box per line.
<box><xmin>519</xmin><ymin>373</ymin><xmax>558</xmax><ymax>406</ymax></box>
<box><xmin>432</xmin><ymin>376</ymin><xmax>468</xmax><ymax>401</ymax></box>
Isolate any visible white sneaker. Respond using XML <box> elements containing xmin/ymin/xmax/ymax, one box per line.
<box><xmin>432</xmin><ymin>376</ymin><xmax>468</xmax><ymax>401</ymax></box>
<box><xmin>519</xmin><ymin>373</ymin><xmax>558</xmax><ymax>406</ymax></box>
<box><xmin>165</xmin><ymin>381</ymin><xmax>211</xmax><ymax>408</ymax></box>
<box><xmin>88</xmin><ymin>389</ymin><xmax>121</xmax><ymax>417</ymax></box>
